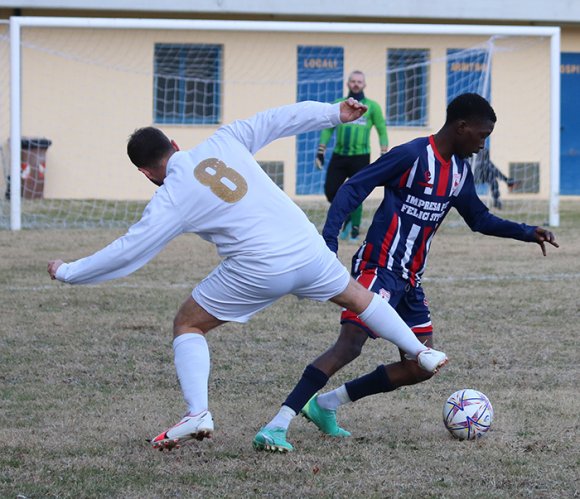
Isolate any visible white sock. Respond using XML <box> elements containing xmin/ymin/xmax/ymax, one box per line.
<box><xmin>265</xmin><ymin>405</ymin><xmax>296</xmax><ymax>431</ymax></box>
<box><xmin>173</xmin><ymin>333</ymin><xmax>210</xmax><ymax>416</ymax></box>
<box><xmin>359</xmin><ymin>293</ymin><xmax>426</xmax><ymax>357</ymax></box>
<box><xmin>317</xmin><ymin>385</ymin><xmax>351</xmax><ymax>411</ymax></box>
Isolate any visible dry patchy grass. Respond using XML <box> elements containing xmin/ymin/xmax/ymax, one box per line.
<box><xmin>1</xmin><ymin>203</ymin><xmax>579</xmax><ymax>498</ymax></box>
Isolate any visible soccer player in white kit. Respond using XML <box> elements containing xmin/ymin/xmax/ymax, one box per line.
<box><xmin>47</xmin><ymin>98</ymin><xmax>447</xmax><ymax>452</ymax></box>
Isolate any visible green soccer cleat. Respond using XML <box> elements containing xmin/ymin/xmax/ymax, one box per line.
<box><xmin>301</xmin><ymin>395</ymin><xmax>351</xmax><ymax>437</ymax></box>
<box><xmin>253</xmin><ymin>427</ymin><xmax>294</xmax><ymax>452</ymax></box>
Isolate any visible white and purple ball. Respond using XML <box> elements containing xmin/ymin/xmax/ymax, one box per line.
<box><xmin>443</xmin><ymin>389</ymin><xmax>493</xmax><ymax>440</ymax></box>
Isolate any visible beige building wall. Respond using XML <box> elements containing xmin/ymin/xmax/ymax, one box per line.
<box><xmin>16</xmin><ymin>27</ymin><xmax>552</xmax><ymax>201</ymax></box>
<box><xmin>561</xmin><ymin>26</ymin><xmax>580</xmax><ymax>51</ymax></box>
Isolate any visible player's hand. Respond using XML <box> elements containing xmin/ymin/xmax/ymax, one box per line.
<box><xmin>380</xmin><ymin>146</ymin><xmax>389</xmax><ymax>156</ymax></box>
<box><xmin>48</xmin><ymin>259</ymin><xmax>64</xmax><ymax>280</ymax></box>
<box><xmin>315</xmin><ymin>145</ymin><xmax>326</xmax><ymax>170</ymax></box>
<box><xmin>339</xmin><ymin>97</ymin><xmax>368</xmax><ymax>123</ymax></box>
<box><xmin>533</xmin><ymin>227</ymin><xmax>559</xmax><ymax>256</ymax></box>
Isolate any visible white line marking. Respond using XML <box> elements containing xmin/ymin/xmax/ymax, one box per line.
<box><xmin>424</xmin><ymin>273</ymin><xmax>580</xmax><ymax>283</ymax></box>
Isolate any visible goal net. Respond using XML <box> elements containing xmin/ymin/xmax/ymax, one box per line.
<box><xmin>0</xmin><ymin>19</ymin><xmax>559</xmax><ymax>231</ymax></box>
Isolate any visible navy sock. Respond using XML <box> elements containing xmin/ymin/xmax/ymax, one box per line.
<box><xmin>345</xmin><ymin>365</ymin><xmax>395</xmax><ymax>402</ymax></box>
<box><xmin>283</xmin><ymin>365</ymin><xmax>329</xmax><ymax>413</ymax></box>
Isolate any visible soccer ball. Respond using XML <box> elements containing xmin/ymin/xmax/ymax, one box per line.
<box><xmin>443</xmin><ymin>389</ymin><xmax>493</xmax><ymax>440</ymax></box>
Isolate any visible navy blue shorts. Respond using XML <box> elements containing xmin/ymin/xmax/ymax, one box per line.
<box><xmin>341</xmin><ymin>267</ymin><xmax>432</xmax><ymax>339</ymax></box>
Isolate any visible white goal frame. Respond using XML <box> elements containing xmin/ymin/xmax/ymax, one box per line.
<box><xmin>8</xmin><ymin>17</ymin><xmax>561</xmax><ymax>230</ymax></box>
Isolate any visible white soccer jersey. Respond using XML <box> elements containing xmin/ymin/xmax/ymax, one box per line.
<box><xmin>56</xmin><ymin>101</ymin><xmax>343</xmax><ymax>285</ymax></box>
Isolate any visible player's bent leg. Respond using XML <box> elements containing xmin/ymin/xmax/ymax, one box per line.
<box><xmin>344</xmin><ymin>355</ymin><xmax>436</xmax><ymax>406</ymax></box>
<box><xmin>382</xmin><ymin>336</ymin><xmax>438</xmax><ymax>388</ymax></box>
<box><xmin>385</xmin><ymin>357</ymin><xmax>435</xmax><ymax>388</ymax></box>
<box><xmin>311</xmin><ymin>323</ymin><xmax>368</xmax><ymax>377</ymax></box>
<box><xmin>297</xmin><ymin>325</ymin><xmax>367</xmax><ymax>438</ymax></box>
<box><xmin>329</xmin><ymin>277</ymin><xmax>374</xmax><ymax>315</ymax></box>
<box><xmin>151</xmin><ymin>297</ymin><xmax>225</xmax><ymax>452</ymax></box>
<box><xmin>173</xmin><ymin>295</ymin><xmax>226</xmax><ymax>337</ymax></box>
<box><xmin>330</xmin><ymin>280</ymin><xmax>447</xmax><ymax>372</ymax></box>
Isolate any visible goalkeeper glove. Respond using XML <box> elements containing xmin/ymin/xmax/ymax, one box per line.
<box><xmin>380</xmin><ymin>145</ymin><xmax>389</xmax><ymax>156</ymax></box>
<box><xmin>315</xmin><ymin>145</ymin><xmax>326</xmax><ymax>170</ymax></box>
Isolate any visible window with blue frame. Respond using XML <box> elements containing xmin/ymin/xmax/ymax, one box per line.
<box><xmin>154</xmin><ymin>44</ymin><xmax>222</xmax><ymax>125</ymax></box>
<box><xmin>386</xmin><ymin>49</ymin><xmax>429</xmax><ymax>126</ymax></box>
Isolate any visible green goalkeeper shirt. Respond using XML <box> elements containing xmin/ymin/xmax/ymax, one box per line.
<box><xmin>319</xmin><ymin>96</ymin><xmax>388</xmax><ymax>156</ymax></box>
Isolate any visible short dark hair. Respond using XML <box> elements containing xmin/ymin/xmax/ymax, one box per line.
<box><xmin>445</xmin><ymin>93</ymin><xmax>497</xmax><ymax>125</ymax></box>
<box><xmin>127</xmin><ymin>127</ymin><xmax>174</xmax><ymax>169</ymax></box>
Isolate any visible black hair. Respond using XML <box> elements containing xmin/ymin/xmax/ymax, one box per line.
<box><xmin>127</xmin><ymin>127</ymin><xmax>174</xmax><ymax>169</ymax></box>
<box><xmin>445</xmin><ymin>93</ymin><xmax>497</xmax><ymax>126</ymax></box>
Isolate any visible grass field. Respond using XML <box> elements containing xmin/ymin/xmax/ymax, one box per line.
<box><xmin>1</xmin><ymin>202</ymin><xmax>579</xmax><ymax>498</ymax></box>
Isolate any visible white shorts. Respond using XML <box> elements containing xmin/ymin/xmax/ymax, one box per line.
<box><xmin>191</xmin><ymin>246</ymin><xmax>350</xmax><ymax>323</ymax></box>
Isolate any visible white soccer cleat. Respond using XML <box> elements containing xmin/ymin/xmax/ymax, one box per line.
<box><xmin>150</xmin><ymin>411</ymin><xmax>214</xmax><ymax>451</ymax></box>
<box><xmin>417</xmin><ymin>348</ymin><xmax>448</xmax><ymax>373</ymax></box>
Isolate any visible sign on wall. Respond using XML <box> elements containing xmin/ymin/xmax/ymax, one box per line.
<box><xmin>560</xmin><ymin>53</ymin><xmax>580</xmax><ymax>195</ymax></box>
<box><xmin>446</xmin><ymin>48</ymin><xmax>491</xmax><ymax>102</ymax></box>
<box><xmin>296</xmin><ymin>46</ymin><xmax>344</xmax><ymax>195</ymax></box>
<box><xmin>447</xmin><ymin>48</ymin><xmax>492</xmax><ymax>195</ymax></box>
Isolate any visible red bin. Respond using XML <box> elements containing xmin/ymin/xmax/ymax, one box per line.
<box><xmin>21</xmin><ymin>137</ymin><xmax>52</xmax><ymax>199</ymax></box>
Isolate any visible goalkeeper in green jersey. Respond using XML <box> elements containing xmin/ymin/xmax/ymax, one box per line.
<box><xmin>315</xmin><ymin>70</ymin><xmax>389</xmax><ymax>241</ymax></box>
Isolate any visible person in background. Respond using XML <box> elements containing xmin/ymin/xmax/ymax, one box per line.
<box><xmin>471</xmin><ymin>147</ymin><xmax>517</xmax><ymax>209</ymax></box>
<box><xmin>315</xmin><ymin>70</ymin><xmax>389</xmax><ymax>242</ymax></box>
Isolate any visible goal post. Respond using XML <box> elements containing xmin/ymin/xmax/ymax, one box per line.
<box><xmin>9</xmin><ymin>17</ymin><xmax>21</xmax><ymax>231</ymax></box>
<box><xmin>5</xmin><ymin>17</ymin><xmax>560</xmax><ymax>230</ymax></box>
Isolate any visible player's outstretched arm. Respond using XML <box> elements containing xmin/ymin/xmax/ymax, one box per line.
<box><xmin>47</xmin><ymin>187</ymin><xmax>183</xmax><ymax>285</ymax></box>
<box><xmin>223</xmin><ymin>101</ymin><xmax>345</xmax><ymax>155</ymax></box>
<box><xmin>532</xmin><ymin>227</ymin><xmax>559</xmax><ymax>256</ymax></box>
<box><xmin>339</xmin><ymin>97</ymin><xmax>368</xmax><ymax>123</ymax></box>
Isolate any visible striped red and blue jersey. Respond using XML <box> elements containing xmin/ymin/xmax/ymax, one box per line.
<box><xmin>322</xmin><ymin>135</ymin><xmax>537</xmax><ymax>286</ymax></box>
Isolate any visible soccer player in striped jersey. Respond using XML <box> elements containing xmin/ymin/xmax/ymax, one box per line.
<box><xmin>255</xmin><ymin>93</ymin><xmax>558</xmax><ymax>452</ymax></box>
<box><xmin>315</xmin><ymin>70</ymin><xmax>389</xmax><ymax>241</ymax></box>
<box><xmin>46</xmin><ymin>98</ymin><xmax>448</xmax><ymax>453</ymax></box>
